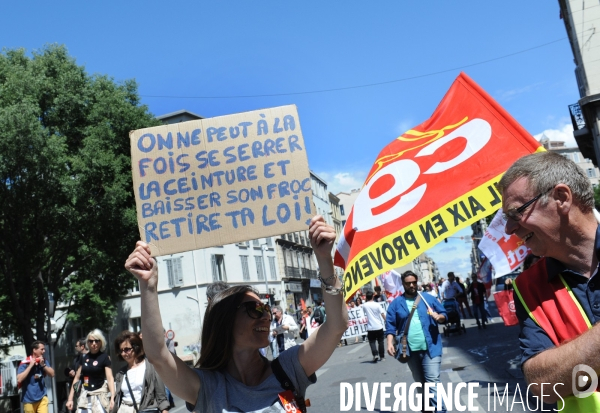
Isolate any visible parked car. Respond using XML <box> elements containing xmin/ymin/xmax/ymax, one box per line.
<box><xmin>494</xmin><ymin>271</ymin><xmax>520</xmax><ymax>291</ymax></box>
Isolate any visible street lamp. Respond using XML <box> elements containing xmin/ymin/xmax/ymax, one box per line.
<box><xmin>47</xmin><ymin>292</ymin><xmax>57</xmax><ymax>413</ymax></box>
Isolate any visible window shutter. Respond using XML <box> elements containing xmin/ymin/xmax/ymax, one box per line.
<box><xmin>166</xmin><ymin>259</ymin><xmax>175</xmax><ymax>288</ymax></box>
<box><xmin>240</xmin><ymin>256</ymin><xmax>250</xmax><ymax>281</ymax></box>
<box><xmin>269</xmin><ymin>256</ymin><xmax>277</xmax><ymax>280</ymax></box>
<box><xmin>175</xmin><ymin>257</ymin><xmax>184</xmax><ymax>286</ymax></box>
<box><xmin>255</xmin><ymin>256</ymin><xmax>265</xmax><ymax>280</ymax></box>
<box><xmin>211</xmin><ymin>255</ymin><xmax>218</xmax><ymax>281</ymax></box>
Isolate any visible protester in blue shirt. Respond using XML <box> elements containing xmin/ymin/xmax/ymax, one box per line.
<box><xmin>17</xmin><ymin>341</ymin><xmax>55</xmax><ymax>413</ymax></box>
<box><xmin>386</xmin><ymin>271</ymin><xmax>447</xmax><ymax>413</ymax></box>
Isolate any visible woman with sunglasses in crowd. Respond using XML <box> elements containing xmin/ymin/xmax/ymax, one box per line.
<box><xmin>125</xmin><ymin>215</ymin><xmax>348</xmax><ymax>412</ymax></box>
<box><xmin>66</xmin><ymin>329</ymin><xmax>115</xmax><ymax>413</ymax></box>
<box><xmin>111</xmin><ymin>331</ymin><xmax>169</xmax><ymax>413</ymax></box>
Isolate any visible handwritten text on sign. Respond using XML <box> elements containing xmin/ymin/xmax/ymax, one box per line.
<box><xmin>130</xmin><ymin>105</ymin><xmax>314</xmax><ymax>256</ymax></box>
<box><xmin>342</xmin><ymin>302</ymin><xmax>389</xmax><ymax>339</ymax></box>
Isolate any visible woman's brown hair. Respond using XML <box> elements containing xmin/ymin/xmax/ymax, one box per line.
<box><xmin>114</xmin><ymin>331</ymin><xmax>145</xmax><ymax>363</ymax></box>
<box><xmin>196</xmin><ymin>285</ymin><xmax>260</xmax><ymax>370</ymax></box>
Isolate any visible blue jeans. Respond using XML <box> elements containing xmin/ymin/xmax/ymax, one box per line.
<box><xmin>270</xmin><ymin>339</ymin><xmax>279</xmax><ymax>359</ymax></box>
<box><xmin>406</xmin><ymin>350</ymin><xmax>447</xmax><ymax>413</ymax></box>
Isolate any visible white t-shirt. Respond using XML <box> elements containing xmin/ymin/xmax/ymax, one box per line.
<box><xmin>441</xmin><ymin>280</ymin><xmax>462</xmax><ymax>299</ymax></box>
<box><xmin>121</xmin><ymin>360</ymin><xmax>146</xmax><ymax>404</ymax></box>
<box><xmin>362</xmin><ymin>301</ymin><xmax>385</xmax><ymax>331</ymax></box>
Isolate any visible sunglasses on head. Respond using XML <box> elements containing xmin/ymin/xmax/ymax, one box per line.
<box><xmin>88</xmin><ymin>339</ymin><xmax>101</xmax><ymax>344</ymax></box>
<box><xmin>238</xmin><ymin>301</ymin><xmax>272</xmax><ymax>319</ymax></box>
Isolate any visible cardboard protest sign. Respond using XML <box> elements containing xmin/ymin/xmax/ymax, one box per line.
<box><xmin>342</xmin><ymin>302</ymin><xmax>388</xmax><ymax>339</ymax></box>
<box><xmin>130</xmin><ymin>105</ymin><xmax>314</xmax><ymax>256</ymax></box>
<box><xmin>334</xmin><ymin>72</ymin><xmax>543</xmax><ymax>298</ymax></box>
<box><xmin>478</xmin><ymin>209</ymin><xmax>530</xmax><ymax>277</ymax></box>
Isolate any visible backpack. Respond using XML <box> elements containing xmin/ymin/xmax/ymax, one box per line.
<box><xmin>312</xmin><ymin>307</ymin><xmax>324</xmax><ymax>325</ymax></box>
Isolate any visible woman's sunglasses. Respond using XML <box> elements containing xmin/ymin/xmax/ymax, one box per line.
<box><xmin>87</xmin><ymin>339</ymin><xmax>101</xmax><ymax>344</ymax></box>
<box><xmin>238</xmin><ymin>301</ymin><xmax>272</xmax><ymax>319</ymax></box>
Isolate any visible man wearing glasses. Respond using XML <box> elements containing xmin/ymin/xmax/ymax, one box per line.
<box><xmin>270</xmin><ymin>305</ymin><xmax>299</xmax><ymax>357</ymax></box>
<box><xmin>498</xmin><ymin>151</ymin><xmax>600</xmax><ymax>411</ymax></box>
<box><xmin>385</xmin><ymin>271</ymin><xmax>447</xmax><ymax>413</ymax></box>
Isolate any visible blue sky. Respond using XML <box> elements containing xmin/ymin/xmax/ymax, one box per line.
<box><xmin>0</xmin><ymin>1</ymin><xmax>579</xmax><ymax>277</ymax></box>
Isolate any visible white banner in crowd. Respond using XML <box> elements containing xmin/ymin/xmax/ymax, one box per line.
<box><xmin>341</xmin><ymin>302</ymin><xmax>389</xmax><ymax>339</ymax></box>
<box><xmin>478</xmin><ymin>209</ymin><xmax>530</xmax><ymax>278</ymax></box>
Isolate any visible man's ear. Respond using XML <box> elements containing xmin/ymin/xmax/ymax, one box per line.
<box><xmin>553</xmin><ymin>184</ymin><xmax>572</xmax><ymax>215</ymax></box>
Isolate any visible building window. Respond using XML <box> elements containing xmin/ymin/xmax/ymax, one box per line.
<box><xmin>342</xmin><ymin>220</ymin><xmax>347</xmax><ymax>227</ymax></box>
<box><xmin>573</xmin><ymin>153</ymin><xmax>580</xmax><ymax>163</ymax></box>
<box><xmin>340</xmin><ymin>205</ymin><xmax>345</xmax><ymax>216</ymax></box>
<box><xmin>211</xmin><ymin>254</ymin><xmax>227</xmax><ymax>282</ymax></box>
<box><xmin>130</xmin><ymin>280</ymin><xmax>140</xmax><ymax>293</ymax></box>
<box><xmin>269</xmin><ymin>256</ymin><xmax>277</xmax><ymax>280</ymax></box>
<box><xmin>240</xmin><ymin>255</ymin><xmax>250</xmax><ymax>281</ymax></box>
<box><xmin>253</xmin><ymin>239</ymin><xmax>260</xmax><ymax>247</ymax></box>
<box><xmin>588</xmin><ymin>168</ymin><xmax>596</xmax><ymax>178</ymax></box>
<box><xmin>285</xmin><ymin>249</ymin><xmax>294</xmax><ymax>267</ymax></box>
<box><xmin>255</xmin><ymin>256</ymin><xmax>266</xmax><ymax>280</ymax></box>
<box><xmin>130</xmin><ymin>317</ymin><xmax>141</xmax><ymax>333</ymax></box>
<box><xmin>266</xmin><ymin>237</ymin><xmax>273</xmax><ymax>247</ymax></box>
<box><xmin>293</xmin><ymin>233</ymin><xmax>299</xmax><ymax>244</ymax></box>
<box><xmin>165</xmin><ymin>257</ymin><xmax>184</xmax><ymax>288</ymax></box>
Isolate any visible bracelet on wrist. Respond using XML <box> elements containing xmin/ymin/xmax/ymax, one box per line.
<box><xmin>323</xmin><ymin>285</ymin><xmax>343</xmax><ymax>295</ymax></box>
<box><xmin>318</xmin><ymin>273</ymin><xmax>337</xmax><ymax>286</ymax></box>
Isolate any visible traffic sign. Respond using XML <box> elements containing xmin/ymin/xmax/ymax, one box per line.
<box><xmin>165</xmin><ymin>329</ymin><xmax>175</xmax><ymax>340</ymax></box>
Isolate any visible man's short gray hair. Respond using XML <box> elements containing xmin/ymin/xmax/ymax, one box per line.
<box><xmin>497</xmin><ymin>151</ymin><xmax>594</xmax><ymax>213</ymax></box>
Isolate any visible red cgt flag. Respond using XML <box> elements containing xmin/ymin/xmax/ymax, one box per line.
<box><xmin>334</xmin><ymin>72</ymin><xmax>543</xmax><ymax>298</ymax></box>
<box><xmin>494</xmin><ymin>290</ymin><xmax>519</xmax><ymax>327</ymax></box>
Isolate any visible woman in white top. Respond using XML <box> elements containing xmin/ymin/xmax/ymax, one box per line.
<box><xmin>111</xmin><ymin>331</ymin><xmax>169</xmax><ymax>413</ymax></box>
<box><xmin>124</xmin><ymin>215</ymin><xmax>348</xmax><ymax>413</ymax></box>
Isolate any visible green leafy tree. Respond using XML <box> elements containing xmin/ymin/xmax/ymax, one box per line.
<box><xmin>595</xmin><ymin>185</ymin><xmax>600</xmax><ymax>211</ymax></box>
<box><xmin>0</xmin><ymin>45</ymin><xmax>161</xmax><ymax>352</ymax></box>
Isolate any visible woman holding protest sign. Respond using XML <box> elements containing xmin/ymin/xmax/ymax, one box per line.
<box><xmin>124</xmin><ymin>215</ymin><xmax>348</xmax><ymax>412</ymax></box>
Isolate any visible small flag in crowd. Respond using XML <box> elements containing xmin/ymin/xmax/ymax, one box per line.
<box><xmin>478</xmin><ymin>209</ymin><xmax>530</xmax><ymax>278</ymax></box>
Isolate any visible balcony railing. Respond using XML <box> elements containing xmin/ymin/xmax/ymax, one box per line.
<box><xmin>284</xmin><ymin>266</ymin><xmax>318</xmax><ymax>279</ymax></box>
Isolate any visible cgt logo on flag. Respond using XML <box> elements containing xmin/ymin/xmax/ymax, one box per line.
<box><xmin>334</xmin><ymin>72</ymin><xmax>543</xmax><ymax>298</ymax></box>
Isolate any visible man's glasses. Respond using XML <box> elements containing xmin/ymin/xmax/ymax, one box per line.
<box><xmin>120</xmin><ymin>347</ymin><xmax>133</xmax><ymax>354</ymax></box>
<box><xmin>238</xmin><ymin>301</ymin><xmax>272</xmax><ymax>319</ymax></box>
<box><xmin>87</xmin><ymin>339</ymin><xmax>101</xmax><ymax>344</ymax></box>
<box><xmin>503</xmin><ymin>188</ymin><xmax>553</xmax><ymax>222</ymax></box>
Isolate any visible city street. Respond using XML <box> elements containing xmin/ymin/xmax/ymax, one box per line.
<box><xmin>169</xmin><ymin>299</ymin><xmax>555</xmax><ymax>413</ymax></box>
<box><xmin>304</xmin><ymin>304</ymin><xmax>533</xmax><ymax>412</ymax></box>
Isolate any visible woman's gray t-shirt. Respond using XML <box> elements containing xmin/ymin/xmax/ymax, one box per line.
<box><xmin>187</xmin><ymin>346</ymin><xmax>316</xmax><ymax>412</ymax></box>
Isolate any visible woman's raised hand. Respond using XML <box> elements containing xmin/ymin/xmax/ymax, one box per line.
<box><xmin>308</xmin><ymin>215</ymin><xmax>336</xmax><ymax>260</ymax></box>
<box><xmin>125</xmin><ymin>241</ymin><xmax>158</xmax><ymax>288</ymax></box>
